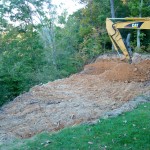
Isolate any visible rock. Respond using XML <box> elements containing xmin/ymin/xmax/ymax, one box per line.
<box><xmin>133</xmin><ymin>68</ymin><xmax>138</xmax><ymax>72</ymax></box>
<box><xmin>46</xmin><ymin>140</ymin><xmax>51</xmax><ymax>144</ymax></box>
<box><xmin>132</xmin><ymin>53</ymin><xmax>142</xmax><ymax>64</ymax></box>
<box><xmin>140</xmin><ymin>79</ymin><xmax>145</xmax><ymax>82</ymax></box>
<box><xmin>44</xmin><ymin>144</ymin><xmax>49</xmax><ymax>147</ymax></box>
<box><xmin>103</xmin><ymin>96</ymin><xmax>150</xmax><ymax>118</ymax></box>
<box><xmin>71</xmin><ymin>114</ymin><xmax>76</xmax><ymax>119</ymax></box>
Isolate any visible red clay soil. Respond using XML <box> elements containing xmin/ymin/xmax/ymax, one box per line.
<box><xmin>84</xmin><ymin>59</ymin><xmax>150</xmax><ymax>82</ymax></box>
<box><xmin>0</xmin><ymin>55</ymin><xmax>150</xmax><ymax>142</ymax></box>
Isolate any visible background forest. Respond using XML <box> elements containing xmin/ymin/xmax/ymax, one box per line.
<box><xmin>0</xmin><ymin>0</ymin><xmax>150</xmax><ymax>106</ymax></box>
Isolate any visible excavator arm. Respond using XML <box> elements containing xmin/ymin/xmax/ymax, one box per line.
<box><xmin>106</xmin><ymin>17</ymin><xmax>150</xmax><ymax>63</ymax></box>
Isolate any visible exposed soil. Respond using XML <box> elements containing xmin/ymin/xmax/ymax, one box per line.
<box><xmin>0</xmin><ymin>53</ymin><xmax>150</xmax><ymax>144</ymax></box>
<box><xmin>84</xmin><ymin>59</ymin><xmax>150</xmax><ymax>82</ymax></box>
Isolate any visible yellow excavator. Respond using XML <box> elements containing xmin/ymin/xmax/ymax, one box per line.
<box><xmin>106</xmin><ymin>17</ymin><xmax>150</xmax><ymax>63</ymax></box>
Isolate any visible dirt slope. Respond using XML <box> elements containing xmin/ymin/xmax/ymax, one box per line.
<box><xmin>0</xmin><ymin>54</ymin><xmax>150</xmax><ymax>143</ymax></box>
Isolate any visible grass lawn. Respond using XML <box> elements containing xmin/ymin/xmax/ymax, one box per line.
<box><xmin>1</xmin><ymin>103</ymin><xmax>150</xmax><ymax>150</ymax></box>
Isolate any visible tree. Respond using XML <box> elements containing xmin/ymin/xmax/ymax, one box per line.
<box><xmin>0</xmin><ymin>0</ymin><xmax>149</xmax><ymax>106</ymax></box>
<box><xmin>109</xmin><ymin>0</ymin><xmax>115</xmax><ymax>51</ymax></box>
<box><xmin>137</xmin><ymin>0</ymin><xmax>143</xmax><ymax>49</ymax></box>
<box><xmin>0</xmin><ymin>25</ymin><xmax>45</xmax><ymax>105</ymax></box>
<box><xmin>110</xmin><ymin>0</ymin><xmax>115</xmax><ymax>18</ymax></box>
<box><xmin>128</xmin><ymin>0</ymin><xmax>150</xmax><ymax>51</ymax></box>
<box><xmin>39</xmin><ymin>4</ymin><xmax>57</xmax><ymax>68</ymax></box>
<box><xmin>0</xmin><ymin>0</ymin><xmax>60</xmax><ymax>106</ymax></box>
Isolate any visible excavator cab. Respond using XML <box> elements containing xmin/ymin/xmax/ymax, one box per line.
<box><xmin>106</xmin><ymin>17</ymin><xmax>150</xmax><ymax>63</ymax></box>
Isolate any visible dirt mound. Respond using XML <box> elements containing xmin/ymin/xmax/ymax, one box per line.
<box><xmin>83</xmin><ymin>60</ymin><xmax>119</xmax><ymax>75</ymax></box>
<box><xmin>0</xmin><ymin>54</ymin><xmax>150</xmax><ymax>144</ymax></box>
<box><xmin>83</xmin><ymin>59</ymin><xmax>150</xmax><ymax>82</ymax></box>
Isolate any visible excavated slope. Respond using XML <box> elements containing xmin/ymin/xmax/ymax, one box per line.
<box><xmin>0</xmin><ymin>54</ymin><xmax>150</xmax><ymax>143</ymax></box>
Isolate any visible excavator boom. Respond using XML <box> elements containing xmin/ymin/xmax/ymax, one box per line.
<box><xmin>106</xmin><ymin>17</ymin><xmax>150</xmax><ymax>62</ymax></box>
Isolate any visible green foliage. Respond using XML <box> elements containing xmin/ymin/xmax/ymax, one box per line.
<box><xmin>1</xmin><ymin>102</ymin><xmax>150</xmax><ymax>149</ymax></box>
<box><xmin>130</xmin><ymin>30</ymin><xmax>150</xmax><ymax>53</ymax></box>
<box><xmin>0</xmin><ymin>0</ymin><xmax>150</xmax><ymax>106</ymax></box>
<box><xmin>127</xmin><ymin>0</ymin><xmax>150</xmax><ymax>51</ymax></box>
<box><xmin>73</xmin><ymin>0</ymin><xmax>112</xmax><ymax>64</ymax></box>
<box><xmin>0</xmin><ymin>26</ymin><xmax>45</xmax><ymax>105</ymax></box>
<box><xmin>114</xmin><ymin>0</ymin><xmax>130</xmax><ymax>17</ymax></box>
<box><xmin>79</xmin><ymin>29</ymin><xmax>102</xmax><ymax>61</ymax></box>
<box><xmin>128</xmin><ymin>0</ymin><xmax>150</xmax><ymax>17</ymax></box>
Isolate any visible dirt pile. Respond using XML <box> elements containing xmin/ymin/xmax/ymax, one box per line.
<box><xmin>0</xmin><ymin>54</ymin><xmax>150</xmax><ymax>144</ymax></box>
<box><xmin>83</xmin><ymin>59</ymin><xmax>119</xmax><ymax>75</ymax></box>
<box><xmin>83</xmin><ymin>59</ymin><xmax>150</xmax><ymax>82</ymax></box>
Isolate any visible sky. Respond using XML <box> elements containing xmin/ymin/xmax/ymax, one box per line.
<box><xmin>51</xmin><ymin>0</ymin><xmax>85</xmax><ymax>15</ymax></box>
<box><xmin>1</xmin><ymin>0</ymin><xmax>85</xmax><ymax>26</ymax></box>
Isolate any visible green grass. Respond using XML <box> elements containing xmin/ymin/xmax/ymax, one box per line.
<box><xmin>1</xmin><ymin>103</ymin><xmax>150</xmax><ymax>150</ymax></box>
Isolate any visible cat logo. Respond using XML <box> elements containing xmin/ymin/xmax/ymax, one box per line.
<box><xmin>125</xmin><ymin>22</ymin><xmax>144</xmax><ymax>28</ymax></box>
<box><xmin>132</xmin><ymin>23</ymin><xmax>139</xmax><ymax>28</ymax></box>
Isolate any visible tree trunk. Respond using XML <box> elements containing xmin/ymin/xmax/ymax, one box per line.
<box><xmin>110</xmin><ymin>0</ymin><xmax>115</xmax><ymax>51</ymax></box>
<box><xmin>137</xmin><ymin>0</ymin><xmax>143</xmax><ymax>49</ymax></box>
<box><xmin>110</xmin><ymin>0</ymin><xmax>115</xmax><ymax>18</ymax></box>
<box><xmin>137</xmin><ymin>30</ymin><xmax>140</xmax><ymax>49</ymax></box>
